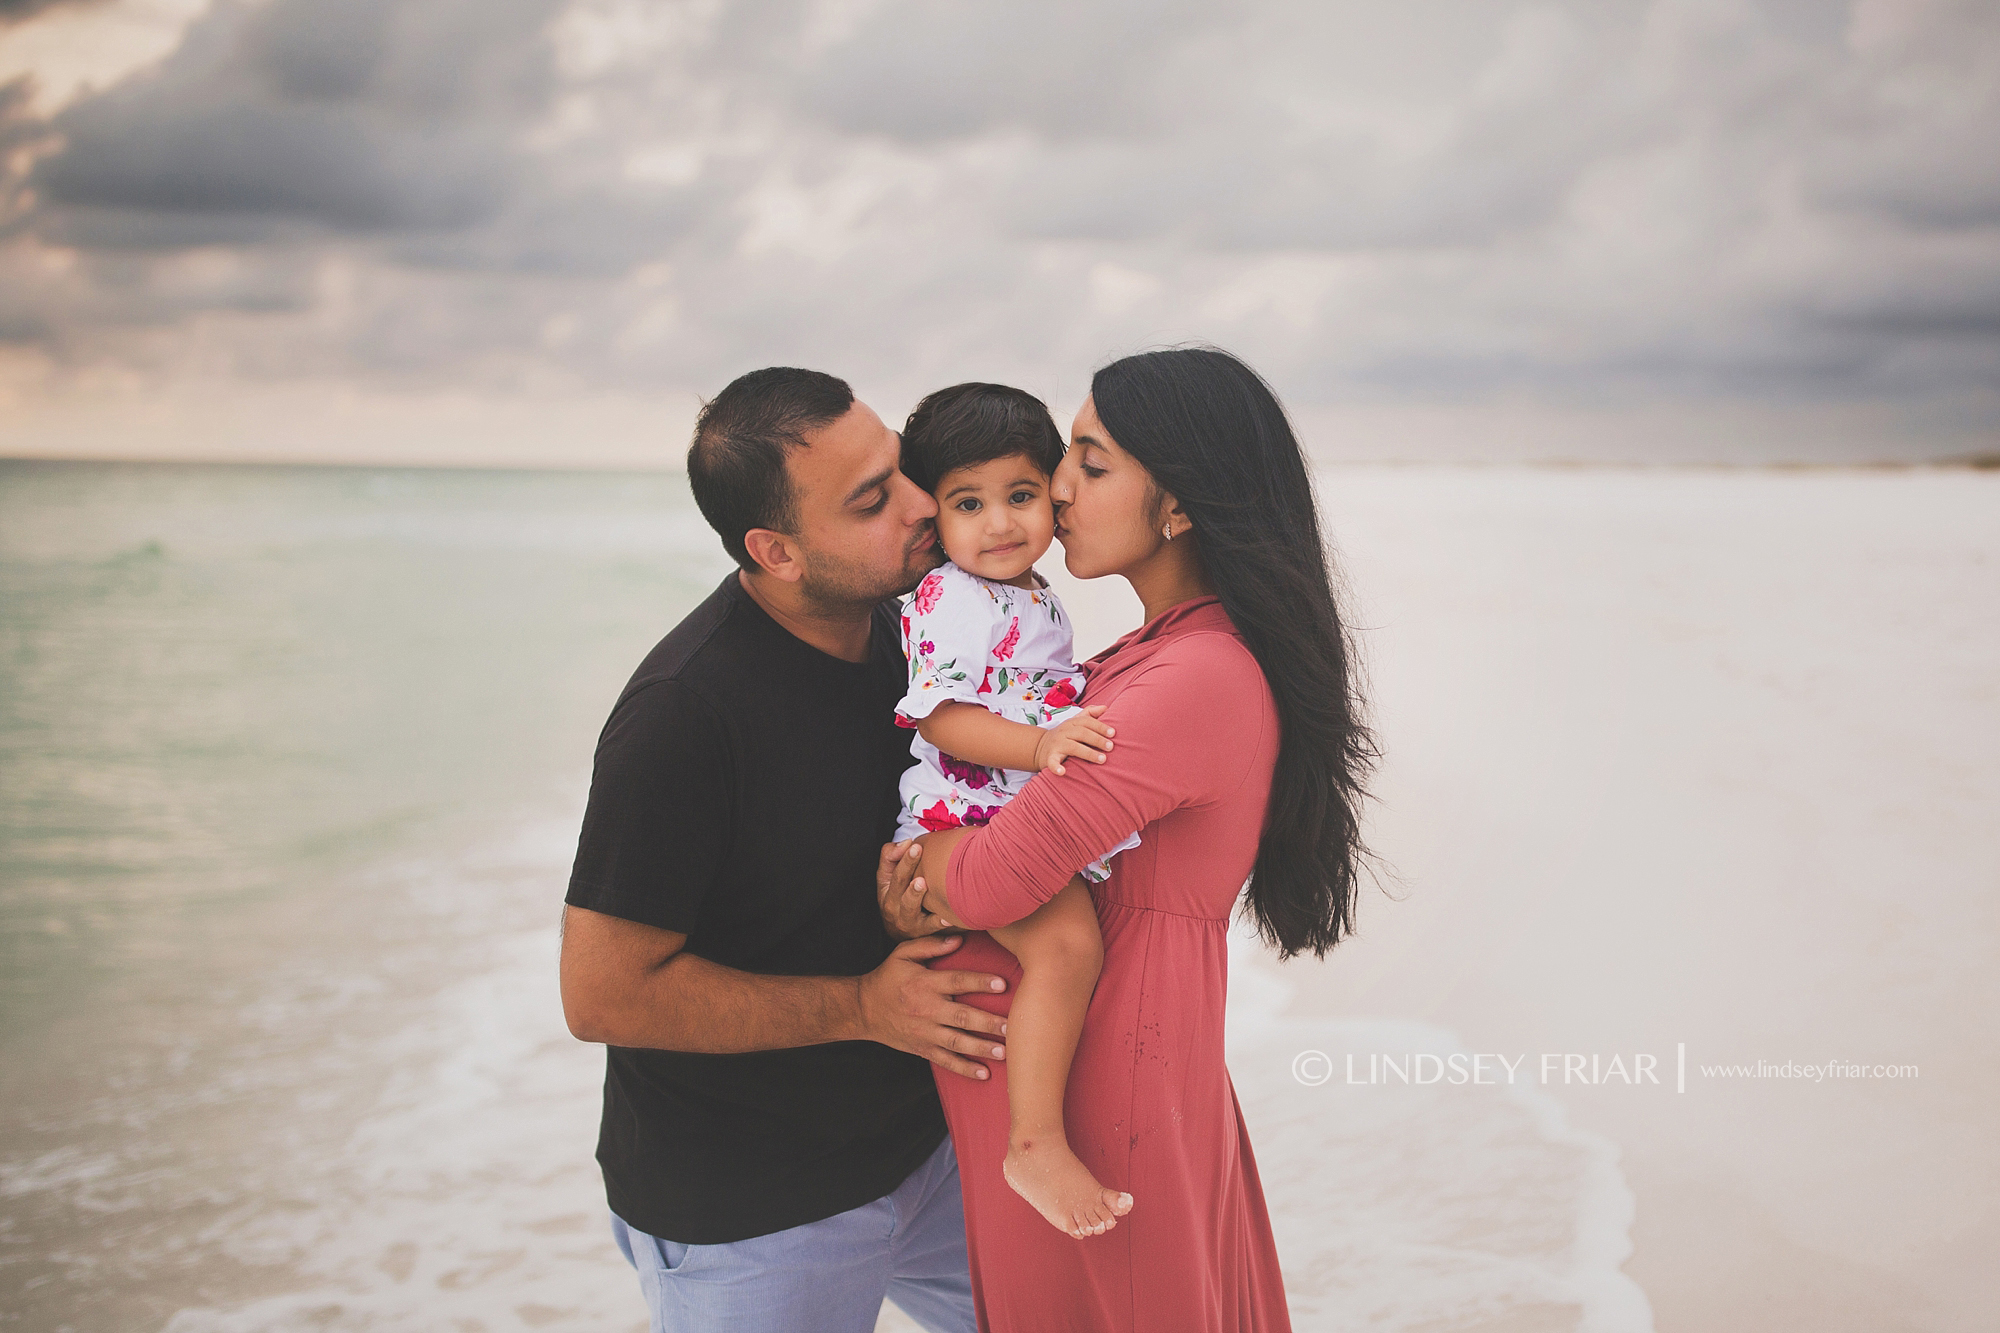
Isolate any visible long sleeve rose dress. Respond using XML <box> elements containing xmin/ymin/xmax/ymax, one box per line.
<box><xmin>932</xmin><ymin>595</ymin><xmax>1293</xmax><ymax>1332</ymax></box>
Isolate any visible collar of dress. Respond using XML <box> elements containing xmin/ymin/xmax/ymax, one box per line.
<box><xmin>1083</xmin><ymin>595</ymin><xmax>1233</xmax><ymax>679</ymax></box>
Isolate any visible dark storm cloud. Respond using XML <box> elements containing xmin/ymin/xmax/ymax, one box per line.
<box><xmin>39</xmin><ymin>101</ymin><xmax>514</xmax><ymax>232</ymax></box>
<box><xmin>5</xmin><ymin>0</ymin><xmax>1999</xmax><ymax>446</ymax></box>
<box><xmin>29</xmin><ymin>0</ymin><xmax>558</xmax><ymax>236</ymax></box>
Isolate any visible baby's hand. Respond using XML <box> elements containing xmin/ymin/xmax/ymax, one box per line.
<box><xmin>1033</xmin><ymin>706</ymin><xmax>1114</xmax><ymax>776</ymax></box>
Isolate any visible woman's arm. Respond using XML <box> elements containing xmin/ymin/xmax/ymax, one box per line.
<box><xmin>916</xmin><ymin>701</ymin><xmax>1115</xmax><ymax>777</ymax></box>
<box><xmin>935</xmin><ymin>636</ymin><xmax>1272</xmax><ymax>931</ymax></box>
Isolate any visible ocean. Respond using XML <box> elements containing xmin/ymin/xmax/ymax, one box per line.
<box><xmin>5</xmin><ymin>458</ymin><xmax>1992</xmax><ymax>1331</ymax></box>
<box><xmin>0</xmin><ymin>461</ymin><xmax>732</xmax><ymax>1332</ymax></box>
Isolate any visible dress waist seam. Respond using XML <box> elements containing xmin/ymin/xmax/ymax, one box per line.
<box><xmin>1095</xmin><ymin>899</ymin><xmax>1229</xmax><ymax>924</ymax></box>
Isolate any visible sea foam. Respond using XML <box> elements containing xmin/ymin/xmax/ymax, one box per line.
<box><xmin>1221</xmin><ymin>922</ymin><xmax>1653</xmax><ymax>1332</ymax></box>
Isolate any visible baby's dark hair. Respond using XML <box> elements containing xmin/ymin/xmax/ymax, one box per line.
<box><xmin>900</xmin><ymin>383</ymin><xmax>1066</xmax><ymax>495</ymax></box>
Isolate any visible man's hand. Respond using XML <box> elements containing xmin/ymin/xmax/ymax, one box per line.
<box><xmin>857</xmin><ymin>934</ymin><xmax>1009</xmax><ymax>1080</ymax></box>
<box><xmin>877</xmin><ymin>838</ymin><xmax>944</xmax><ymax>940</ymax></box>
<box><xmin>920</xmin><ymin>877</ymin><xmax>964</xmax><ymax>930</ymax></box>
<box><xmin>1031</xmin><ymin>705</ymin><xmax>1115</xmax><ymax>776</ymax></box>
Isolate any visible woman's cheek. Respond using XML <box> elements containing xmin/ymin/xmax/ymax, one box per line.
<box><xmin>1057</xmin><ymin>523</ymin><xmax>1091</xmax><ymax>576</ymax></box>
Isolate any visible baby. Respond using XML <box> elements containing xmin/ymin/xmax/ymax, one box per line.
<box><xmin>893</xmin><ymin>382</ymin><xmax>1139</xmax><ymax>1240</ymax></box>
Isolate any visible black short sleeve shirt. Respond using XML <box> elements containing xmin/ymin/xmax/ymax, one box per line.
<box><xmin>565</xmin><ymin>573</ymin><xmax>944</xmax><ymax>1244</ymax></box>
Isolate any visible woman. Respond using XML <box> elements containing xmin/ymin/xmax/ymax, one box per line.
<box><xmin>881</xmin><ymin>347</ymin><xmax>1377</xmax><ymax>1330</ymax></box>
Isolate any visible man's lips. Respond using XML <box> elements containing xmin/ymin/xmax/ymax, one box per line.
<box><xmin>909</xmin><ymin>527</ymin><xmax>936</xmax><ymax>554</ymax></box>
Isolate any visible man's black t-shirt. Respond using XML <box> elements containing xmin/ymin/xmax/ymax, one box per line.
<box><xmin>565</xmin><ymin>572</ymin><xmax>944</xmax><ymax>1244</ymax></box>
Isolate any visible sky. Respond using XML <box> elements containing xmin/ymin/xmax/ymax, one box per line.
<box><xmin>1</xmin><ymin>0</ymin><xmax>1996</xmax><ymax>465</ymax></box>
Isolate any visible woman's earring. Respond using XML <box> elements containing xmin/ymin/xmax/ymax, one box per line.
<box><xmin>1163</xmin><ymin>523</ymin><xmax>1175</xmax><ymax>542</ymax></box>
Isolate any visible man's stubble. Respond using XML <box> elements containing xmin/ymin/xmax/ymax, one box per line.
<box><xmin>794</xmin><ymin>524</ymin><xmax>944</xmax><ymax>617</ymax></box>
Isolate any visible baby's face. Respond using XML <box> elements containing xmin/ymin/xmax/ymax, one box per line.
<box><xmin>932</xmin><ymin>454</ymin><xmax>1057</xmax><ymax>583</ymax></box>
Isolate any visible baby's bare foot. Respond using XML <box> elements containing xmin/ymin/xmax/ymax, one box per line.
<box><xmin>1003</xmin><ymin>1136</ymin><xmax>1134</xmax><ymax>1238</ymax></box>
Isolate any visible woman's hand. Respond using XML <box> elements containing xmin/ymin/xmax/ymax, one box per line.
<box><xmin>1031</xmin><ymin>705</ymin><xmax>1115</xmax><ymax>776</ymax></box>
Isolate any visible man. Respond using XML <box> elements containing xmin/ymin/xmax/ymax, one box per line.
<box><xmin>560</xmin><ymin>367</ymin><xmax>1007</xmax><ymax>1332</ymax></box>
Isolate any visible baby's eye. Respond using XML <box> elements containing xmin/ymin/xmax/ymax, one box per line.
<box><xmin>1010</xmin><ymin>490</ymin><xmax>1038</xmax><ymax>505</ymax></box>
<box><xmin>954</xmin><ymin>497</ymin><xmax>982</xmax><ymax>512</ymax></box>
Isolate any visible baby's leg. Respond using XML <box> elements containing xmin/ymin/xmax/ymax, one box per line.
<box><xmin>987</xmin><ymin>876</ymin><xmax>1134</xmax><ymax>1238</ymax></box>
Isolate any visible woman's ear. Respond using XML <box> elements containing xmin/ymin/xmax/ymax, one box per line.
<box><xmin>1146</xmin><ymin>479</ymin><xmax>1190</xmax><ymax>540</ymax></box>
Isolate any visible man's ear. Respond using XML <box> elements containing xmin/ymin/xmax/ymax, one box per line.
<box><xmin>743</xmin><ymin>528</ymin><xmax>805</xmax><ymax>583</ymax></box>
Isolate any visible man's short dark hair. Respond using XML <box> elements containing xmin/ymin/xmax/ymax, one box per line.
<box><xmin>899</xmin><ymin>383</ymin><xmax>1066</xmax><ymax>496</ymax></box>
<box><xmin>688</xmin><ymin>368</ymin><xmax>855</xmax><ymax>571</ymax></box>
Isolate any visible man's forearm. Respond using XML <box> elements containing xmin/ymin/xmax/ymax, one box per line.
<box><xmin>576</xmin><ymin>950</ymin><xmax>863</xmax><ymax>1052</ymax></box>
<box><xmin>564</xmin><ymin>901</ymin><xmax>1010</xmax><ymax>1079</ymax></box>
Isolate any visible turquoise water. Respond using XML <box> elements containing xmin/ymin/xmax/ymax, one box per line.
<box><xmin>0</xmin><ymin>461</ymin><xmax>730</xmax><ymax>1331</ymax></box>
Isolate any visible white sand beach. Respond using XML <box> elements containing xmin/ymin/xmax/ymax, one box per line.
<box><xmin>1316</xmin><ymin>464</ymin><xmax>1998</xmax><ymax>1332</ymax></box>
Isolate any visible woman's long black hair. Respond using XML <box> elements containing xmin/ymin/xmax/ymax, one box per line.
<box><xmin>1092</xmin><ymin>347</ymin><xmax>1378</xmax><ymax>959</ymax></box>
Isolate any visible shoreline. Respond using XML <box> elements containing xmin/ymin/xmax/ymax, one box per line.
<box><xmin>5</xmin><ymin>450</ymin><xmax>1999</xmax><ymax>473</ymax></box>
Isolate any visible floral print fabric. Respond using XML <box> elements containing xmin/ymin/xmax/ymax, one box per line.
<box><xmin>894</xmin><ymin>561</ymin><xmax>1139</xmax><ymax>882</ymax></box>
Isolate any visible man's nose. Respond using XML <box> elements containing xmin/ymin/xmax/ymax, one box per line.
<box><xmin>900</xmin><ymin>474</ymin><xmax>938</xmax><ymax>520</ymax></box>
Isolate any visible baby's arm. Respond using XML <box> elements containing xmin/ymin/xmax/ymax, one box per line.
<box><xmin>917</xmin><ymin>702</ymin><xmax>1116</xmax><ymax>777</ymax></box>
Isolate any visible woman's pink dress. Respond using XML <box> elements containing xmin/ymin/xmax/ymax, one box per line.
<box><xmin>934</xmin><ymin>596</ymin><xmax>1292</xmax><ymax>1332</ymax></box>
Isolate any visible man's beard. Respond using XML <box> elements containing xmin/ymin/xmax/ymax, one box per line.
<box><xmin>795</xmin><ymin>528</ymin><xmax>942</xmax><ymax>613</ymax></box>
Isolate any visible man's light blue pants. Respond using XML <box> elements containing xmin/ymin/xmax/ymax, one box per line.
<box><xmin>609</xmin><ymin>1134</ymin><xmax>978</xmax><ymax>1333</ymax></box>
